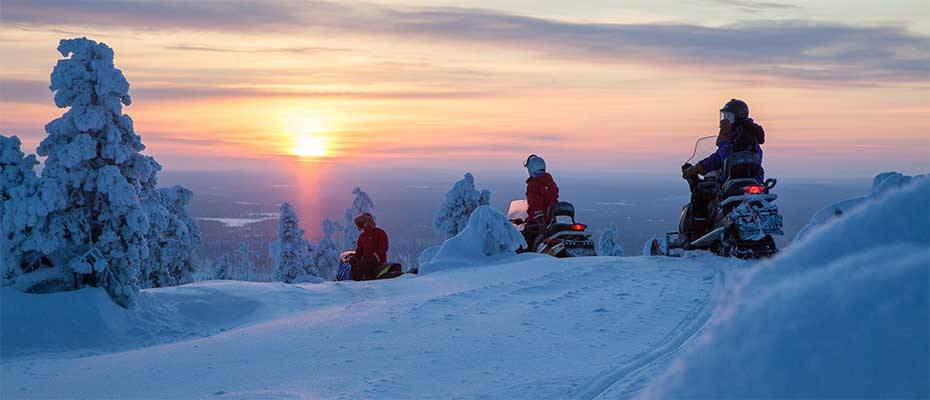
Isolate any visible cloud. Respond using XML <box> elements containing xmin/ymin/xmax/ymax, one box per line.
<box><xmin>0</xmin><ymin>79</ymin><xmax>501</xmax><ymax>103</ymax></box>
<box><xmin>4</xmin><ymin>0</ymin><xmax>928</xmax><ymax>85</ymax></box>
<box><xmin>2</xmin><ymin>0</ymin><xmax>304</xmax><ymax>32</ymax></box>
<box><xmin>701</xmin><ymin>0</ymin><xmax>802</xmax><ymax>13</ymax></box>
<box><xmin>164</xmin><ymin>44</ymin><xmax>353</xmax><ymax>54</ymax></box>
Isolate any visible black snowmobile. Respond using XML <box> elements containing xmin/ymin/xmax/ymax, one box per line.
<box><xmin>648</xmin><ymin>136</ymin><xmax>783</xmax><ymax>259</ymax></box>
<box><xmin>508</xmin><ymin>200</ymin><xmax>597</xmax><ymax>257</ymax></box>
<box><xmin>335</xmin><ymin>251</ymin><xmax>411</xmax><ymax>281</ymax></box>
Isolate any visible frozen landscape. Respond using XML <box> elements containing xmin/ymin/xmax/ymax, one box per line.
<box><xmin>2</xmin><ymin>175</ymin><xmax>927</xmax><ymax>399</ymax></box>
<box><xmin>2</xmin><ymin>2</ymin><xmax>929</xmax><ymax>397</ymax></box>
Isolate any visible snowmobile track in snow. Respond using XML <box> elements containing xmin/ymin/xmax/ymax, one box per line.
<box><xmin>571</xmin><ymin>265</ymin><xmax>724</xmax><ymax>400</ymax></box>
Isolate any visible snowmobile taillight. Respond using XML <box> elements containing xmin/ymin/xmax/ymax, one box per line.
<box><xmin>743</xmin><ymin>185</ymin><xmax>765</xmax><ymax>195</ymax></box>
<box><xmin>570</xmin><ymin>223</ymin><xmax>587</xmax><ymax>231</ymax></box>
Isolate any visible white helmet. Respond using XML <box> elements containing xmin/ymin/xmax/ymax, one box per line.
<box><xmin>524</xmin><ymin>154</ymin><xmax>546</xmax><ymax>175</ymax></box>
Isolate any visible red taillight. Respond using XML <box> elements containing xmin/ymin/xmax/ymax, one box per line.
<box><xmin>743</xmin><ymin>185</ymin><xmax>765</xmax><ymax>195</ymax></box>
<box><xmin>570</xmin><ymin>223</ymin><xmax>587</xmax><ymax>231</ymax></box>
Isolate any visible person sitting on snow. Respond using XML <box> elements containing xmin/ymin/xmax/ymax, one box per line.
<box><xmin>523</xmin><ymin>154</ymin><xmax>560</xmax><ymax>250</ymax></box>
<box><xmin>350</xmin><ymin>213</ymin><xmax>389</xmax><ymax>281</ymax></box>
<box><xmin>682</xmin><ymin>98</ymin><xmax>766</xmax><ymax>229</ymax></box>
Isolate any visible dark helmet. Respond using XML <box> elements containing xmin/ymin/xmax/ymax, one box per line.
<box><xmin>720</xmin><ymin>99</ymin><xmax>749</xmax><ymax>121</ymax></box>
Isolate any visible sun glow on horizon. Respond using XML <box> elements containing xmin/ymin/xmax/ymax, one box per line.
<box><xmin>285</xmin><ymin>114</ymin><xmax>331</xmax><ymax>158</ymax></box>
<box><xmin>293</xmin><ymin>134</ymin><xmax>328</xmax><ymax>157</ymax></box>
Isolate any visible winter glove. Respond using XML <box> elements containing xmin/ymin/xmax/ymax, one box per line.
<box><xmin>683</xmin><ymin>163</ymin><xmax>704</xmax><ymax>180</ymax></box>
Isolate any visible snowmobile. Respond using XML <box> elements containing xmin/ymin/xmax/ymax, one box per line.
<box><xmin>508</xmin><ymin>200</ymin><xmax>597</xmax><ymax>257</ymax></box>
<box><xmin>648</xmin><ymin>136</ymin><xmax>783</xmax><ymax>259</ymax></box>
<box><xmin>335</xmin><ymin>251</ymin><xmax>410</xmax><ymax>281</ymax></box>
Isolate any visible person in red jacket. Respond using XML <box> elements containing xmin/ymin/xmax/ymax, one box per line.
<box><xmin>523</xmin><ymin>154</ymin><xmax>560</xmax><ymax>250</ymax></box>
<box><xmin>351</xmin><ymin>213</ymin><xmax>389</xmax><ymax>281</ymax></box>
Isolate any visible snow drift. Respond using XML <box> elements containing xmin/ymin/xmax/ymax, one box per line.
<box><xmin>796</xmin><ymin>171</ymin><xmax>924</xmax><ymax>240</ymax></box>
<box><xmin>420</xmin><ymin>205</ymin><xmax>526</xmax><ymax>273</ymax></box>
<box><xmin>643</xmin><ymin>177</ymin><xmax>929</xmax><ymax>398</ymax></box>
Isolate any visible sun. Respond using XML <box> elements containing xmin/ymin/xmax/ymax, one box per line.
<box><xmin>293</xmin><ymin>135</ymin><xmax>328</xmax><ymax>157</ymax></box>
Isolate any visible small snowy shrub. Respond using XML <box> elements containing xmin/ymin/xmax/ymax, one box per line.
<box><xmin>214</xmin><ymin>254</ymin><xmax>234</xmax><ymax>280</ymax></box>
<box><xmin>234</xmin><ymin>242</ymin><xmax>255</xmax><ymax>280</ymax></box>
<box><xmin>341</xmin><ymin>187</ymin><xmax>374</xmax><ymax>251</ymax></box>
<box><xmin>423</xmin><ymin>205</ymin><xmax>526</xmax><ymax>273</ymax></box>
<box><xmin>310</xmin><ymin>219</ymin><xmax>341</xmax><ymax>280</ymax></box>
<box><xmin>596</xmin><ymin>223</ymin><xmax>624</xmax><ymax>257</ymax></box>
<box><xmin>273</xmin><ymin>203</ymin><xmax>313</xmax><ymax>283</ymax></box>
<box><xmin>141</xmin><ymin>185</ymin><xmax>201</xmax><ymax>288</ymax></box>
<box><xmin>433</xmin><ymin>172</ymin><xmax>491</xmax><ymax>239</ymax></box>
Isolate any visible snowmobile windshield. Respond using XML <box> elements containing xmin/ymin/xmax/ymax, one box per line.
<box><xmin>686</xmin><ymin>135</ymin><xmax>718</xmax><ymax>165</ymax></box>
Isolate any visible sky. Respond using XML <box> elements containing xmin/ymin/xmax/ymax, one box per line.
<box><xmin>1</xmin><ymin>0</ymin><xmax>928</xmax><ymax>180</ymax></box>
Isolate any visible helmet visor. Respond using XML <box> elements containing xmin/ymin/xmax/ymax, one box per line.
<box><xmin>720</xmin><ymin>111</ymin><xmax>736</xmax><ymax>124</ymax></box>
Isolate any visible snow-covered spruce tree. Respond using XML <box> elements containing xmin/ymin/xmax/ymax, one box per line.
<box><xmin>235</xmin><ymin>242</ymin><xmax>255</xmax><ymax>281</ymax></box>
<box><xmin>433</xmin><ymin>172</ymin><xmax>491</xmax><ymax>239</ymax></box>
<box><xmin>273</xmin><ymin>202</ymin><xmax>314</xmax><ymax>283</ymax></box>
<box><xmin>214</xmin><ymin>254</ymin><xmax>234</xmax><ymax>280</ymax></box>
<box><xmin>341</xmin><ymin>187</ymin><xmax>375</xmax><ymax>252</ymax></box>
<box><xmin>0</xmin><ymin>135</ymin><xmax>41</xmax><ymax>282</ymax></box>
<box><xmin>21</xmin><ymin>38</ymin><xmax>161</xmax><ymax>307</ymax></box>
<box><xmin>596</xmin><ymin>223</ymin><xmax>624</xmax><ymax>257</ymax></box>
<box><xmin>141</xmin><ymin>185</ymin><xmax>201</xmax><ymax>288</ymax></box>
<box><xmin>310</xmin><ymin>218</ymin><xmax>342</xmax><ymax>280</ymax></box>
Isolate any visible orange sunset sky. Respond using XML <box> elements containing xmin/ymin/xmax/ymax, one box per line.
<box><xmin>1</xmin><ymin>0</ymin><xmax>928</xmax><ymax>179</ymax></box>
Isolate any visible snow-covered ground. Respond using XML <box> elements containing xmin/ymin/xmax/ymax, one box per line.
<box><xmin>2</xmin><ymin>177</ymin><xmax>927</xmax><ymax>399</ymax></box>
<box><xmin>2</xmin><ymin>253</ymin><xmax>739</xmax><ymax>399</ymax></box>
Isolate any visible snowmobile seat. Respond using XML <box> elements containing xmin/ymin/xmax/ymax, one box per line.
<box><xmin>547</xmin><ymin>201</ymin><xmax>576</xmax><ymax>220</ymax></box>
<box><xmin>375</xmin><ymin>263</ymin><xmax>404</xmax><ymax>280</ymax></box>
<box><xmin>724</xmin><ymin>151</ymin><xmax>763</xmax><ymax>180</ymax></box>
<box><xmin>546</xmin><ymin>202</ymin><xmax>577</xmax><ymax>235</ymax></box>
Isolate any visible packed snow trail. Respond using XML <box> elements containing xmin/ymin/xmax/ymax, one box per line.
<box><xmin>1</xmin><ymin>254</ymin><xmax>731</xmax><ymax>399</ymax></box>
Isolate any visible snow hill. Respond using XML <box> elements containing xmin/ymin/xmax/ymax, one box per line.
<box><xmin>2</xmin><ymin>178</ymin><xmax>928</xmax><ymax>399</ymax></box>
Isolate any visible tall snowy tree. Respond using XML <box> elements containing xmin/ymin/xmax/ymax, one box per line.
<box><xmin>433</xmin><ymin>172</ymin><xmax>491</xmax><ymax>239</ymax></box>
<box><xmin>0</xmin><ymin>39</ymin><xmax>201</xmax><ymax>306</ymax></box>
<box><xmin>310</xmin><ymin>219</ymin><xmax>341</xmax><ymax>280</ymax></box>
<box><xmin>341</xmin><ymin>187</ymin><xmax>375</xmax><ymax>252</ymax></box>
<box><xmin>273</xmin><ymin>202</ymin><xmax>313</xmax><ymax>283</ymax></box>
<box><xmin>596</xmin><ymin>223</ymin><xmax>625</xmax><ymax>257</ymax></box>
<box><xmin>12</xmin><ymin>38</ymin><xmax>162</xmax><ymax>307</ymax></box>
<box><xmin>141</xmin><ymin>185</ymin><xmax>201</xmax><ymax>287</ymax></box>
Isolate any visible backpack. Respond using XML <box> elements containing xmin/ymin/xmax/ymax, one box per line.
<box><xmin>336</xmin><ymin>262</ymin><xmax>352</xmax><ymax>281</ymax></box>
<box><xmin>732</xmin><ymin>119</ymin><xmax>765</xmax><ymax>153</ymax></box>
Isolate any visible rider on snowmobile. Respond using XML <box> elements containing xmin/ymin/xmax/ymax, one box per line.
<box><xmin>350</xmin><ymin>213</ymin><xmax>389</xmax><ymax>281</ymax></box>
<box><xmin>682</xmin><ymin>99</ymin><xmax>766</xmax><ymax>230</ymax></box>
<box><xmin>523</xmin><ymin>154</ymin><xmax>560</xmax><ymax>250</ymax></box>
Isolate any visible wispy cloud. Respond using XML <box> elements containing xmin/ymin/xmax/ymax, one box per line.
<box><xmin>164</xmin><ymin>44</ymin><xmax>353</xmax><ymax>55</ymax></box>
<box><xmin>4</xmin><ymin>0</ymin><xmax>928</xmax><ymax>85</ymax></box>
<box><xmin>701</xmin><ymin>0</ymin><xmax>802</xmax><ymax>13</ymax></box>
<box><xmin>0</xmin><ymin>79</ymin><xmax>502</xmax><ymax>103</ymax></box>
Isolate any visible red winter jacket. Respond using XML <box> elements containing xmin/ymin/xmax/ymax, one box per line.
<box><xmin>526</xmin><ymin>172</ymin><xmax>560</xmax><ymax>223</ymax></box>
<box><xmin>355</xmin><ymin>227</ymin><xmax>389</xmax><ymax>264</ymax></box>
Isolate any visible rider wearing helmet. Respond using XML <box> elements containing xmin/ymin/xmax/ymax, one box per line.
<box><xmin>523</xmin><ymin>154</ymin><xmax>560</xmax><ymax>250</ymax></box>
<box><xmin>682</xmin><ymin>99</ymin><xmax>766</xmax><ymax>224</ymax></box>
<box><xmin>351</xmin><ymin>212</ymin><xmax>389</xmax><ymax>280</ymax></box>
